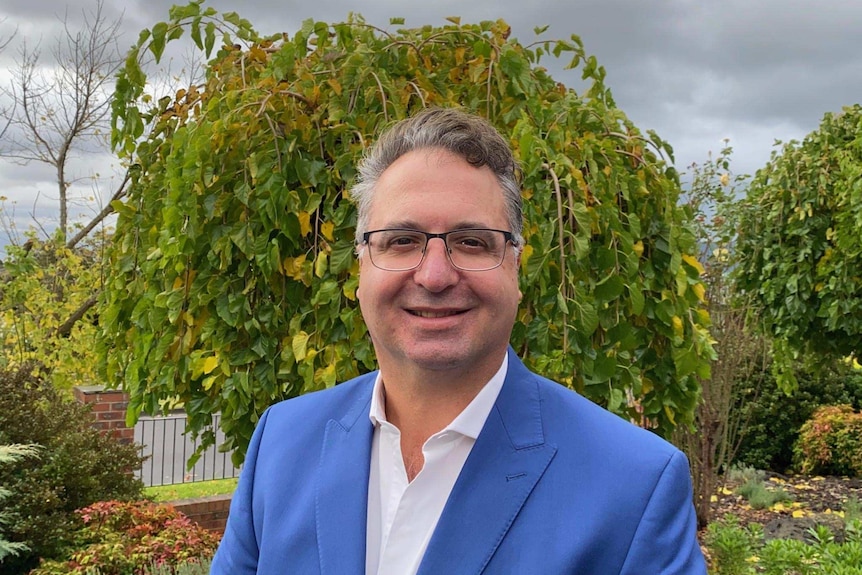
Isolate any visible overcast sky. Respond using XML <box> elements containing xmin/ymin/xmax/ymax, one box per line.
<box><xmin>1</xmin><ymin>0</ymin><xmax>860</xmax><ymax>249</ymax></box>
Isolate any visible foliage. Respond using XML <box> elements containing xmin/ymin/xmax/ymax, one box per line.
<box><xmin>674</xmin><ymin>144</ymin><xmax>768</xmax><ymax>528</ymax></box>
<box><xmin>0</xmin><ymin>232</ymin><xmax>108</xmax><ymax>390</ymax></box>
<box><xmin>794</xmin><ymin>405</ymin><xmax>862</xmax><ymax>477</ymax></box>
<box><xmin>734</xmin><ymin>362</ymin><xmax>862</xmax><ymax>472</ymax></box>
<box><xmin>705</xmin><ymin>516</ymin><xmax>862</xmax><ymax>575</ymax></box>
<box><xmin>101</xmin><ymin>2</ymin><xmax>712</xmax><ymax>464</ymax></box>
<box><xmin>0</xmin><ymin>444</ymin><xmax>40</xmax><ymax>564</ymax></box>
<box><xmin>29</xmin><ymin>500</ymin><xmax>219</xmax><ymax>575</ymax></box>
<box><xmin>0</xmin><ymin>364</ymin><xmax>144</xmax><ymax>575</ymax></box>
<box><xmin>734</xmin><ymin>104</ymin><xmax>862</xmax><ymax>391</ymax></box>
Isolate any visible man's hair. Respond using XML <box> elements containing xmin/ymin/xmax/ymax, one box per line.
<box><xmin>350</xmin><ymin>107</ymin><xmax>524</xmax><ymax>247</ymax></box>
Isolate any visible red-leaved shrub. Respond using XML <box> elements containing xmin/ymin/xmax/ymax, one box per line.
<box><xmin>793</xmin><ymin>404</ymin><xmax>862</xmax><ymax>476</ymax></box>
<box><xmin>29</xmin><ymin>500</ymin><xmax>220</xmax><ymax>575</ymax></box>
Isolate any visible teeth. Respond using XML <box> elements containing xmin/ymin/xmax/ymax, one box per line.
<box><xmin>412</xmin><ymin>310</ymin><xmax>458</xmax><ymax>318</ymax></box>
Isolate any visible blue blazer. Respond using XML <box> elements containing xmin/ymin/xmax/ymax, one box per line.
<box><xmin>211</xmin><ymin>350</ymin><xmax>706</xmax><ymax>574</ymax></box>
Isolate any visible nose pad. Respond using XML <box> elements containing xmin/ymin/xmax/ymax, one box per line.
<box><xmin>414</xmin><ymin>237</ymin><xmax>459</xmax><ymax>290</ymax></box>
<box><xmin>420</xmin><ymin>237</ymin><xmax>453</xmax><ymax>268</ymax></box>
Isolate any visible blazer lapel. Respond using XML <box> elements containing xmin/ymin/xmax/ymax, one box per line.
<box><xmin>417</xmin><ymin>352</ymin><xmax>557</xmax><ymax>575</ymax></box>
<box><xmin>315</xmin><ymin>374</ymin><xmax>375</xmax><ymax>575</ymax></box>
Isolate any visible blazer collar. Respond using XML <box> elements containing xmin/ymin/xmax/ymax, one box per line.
<box><xmin>417</xmin><ymin>348</ymin><xmax>557</xmax><ymax>574</ymax></box>
<box><xmin>314</xmin><ymin>351</ymin><xmax>555</xmax><ymax>575</ymax></box>
<box><xmin>315</xmin><ymin>372</ymin><xmax>376</xmax><ymax>575</ymax></box>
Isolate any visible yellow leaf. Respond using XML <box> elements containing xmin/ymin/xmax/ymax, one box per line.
<box><xmin>292</xmin><ymin>332</ymin><xmax>310</xmax><ymax>361</ymax></box>
<box><xmin>298</xmin><ymin>211</ymin><xmax>312</xmax><ymax>236</ymax></box>
<box><xmin>315</xmin><ymin>253</ymin><xmax>328</xmax><ymax>278</ymax></box>
<box><xmin>202</xmin><ymin>375</ymin><xmax>217</xmax><ymax>391</ymax></box>
<box><xmin>317</xmin><ymin>362</ymin><xmax>337</xmax><ymax>388</ymax></box>
<box><xmin>663</xmin><ymin>404</ymin><xmax>676</xmax><ymax>426</ymax></box>
<box><xmin>519</xmin><ymin>244</ymin><xmax>534</xmax><ymax>270</ymax></box>
<box><xmin>283</xmin><ymin>254</ymin><xmax>307</xmax><ymax>281</ymax></box>
<box><xmin>692</xmin><ymin>283</ymin><xmax>706</xmax><ymax>302</ymax></box>
<box><xmin>672</xmin><ymin>316</ymin><xmax>684</xmax><ymax>337</ymax></box>
<box><xmin>771</xmin><ymin>502</ymin><xmax>786</xmax><ymax>512</ymax></box>
<box><xmin>721</xmin><ymin>487</ymin><xmax>733</xmax><ymax>496</ymax></box>
<box><xmin>682</xmin><ymin>254</ymin><xmax>705</xmax><ymax>275</ymax></box>
<box><xmin>202</xmin><ymin>355</ymin><xmax>219</xmax><ymax>375</ymax></box>
<box><xmin>633</xmin><ymin>240</ymin><xmax>644</xmax><ymax>258</ymax></box>
<box><xmin>321</xmin><ymin>221</ymin><xmax>334</xmax><ymax>241</ymax></box>
<box><xmin>710</xmin><ymin>495</ymin><xmax>718</xmax><ymax>502</ymax></box>
<box><xmin>792</xmin><ymin>510</ymin><xmax>806</xmax><ymax>518</ymax></box>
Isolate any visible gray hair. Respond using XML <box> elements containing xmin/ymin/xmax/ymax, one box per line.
<box><xmin>351</xmin><ymin>107</ymin><xmax>524</xmax><ymax>248</ymax></box>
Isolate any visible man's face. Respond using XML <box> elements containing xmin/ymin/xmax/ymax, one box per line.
<box><xmin>356</xmin><ymin>148</ymin><xmax>521</xmax><ymax>378</ymax></box>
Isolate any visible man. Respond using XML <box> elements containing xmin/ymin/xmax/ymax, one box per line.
<box><xmin>211</xmin><ymin>107</ymin><xmax>707</xmax><ymax>574</ymax></box>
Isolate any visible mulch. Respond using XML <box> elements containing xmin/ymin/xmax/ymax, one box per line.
<box><xmin>698</xmin><ymin>471</ymin><xmax>862</xmax><ymax>563</ymax></box>
<box><xmin>710</xmin><ymin>471</ymin><xmax>862</xmax><ymax>527</ymax></box>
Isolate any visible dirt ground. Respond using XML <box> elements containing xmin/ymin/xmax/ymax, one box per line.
<box><xmin>710</xmin><ymin>471</ymin><xmax>862</xmax><ymax>527</ymax></box>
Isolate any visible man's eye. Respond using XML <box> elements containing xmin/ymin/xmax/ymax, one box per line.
<box><xmin>383</xmin><ymin>234</ymin><xmax>423</xmax><ymax>249</ymax></box>
<box><xmin>452</xmin><ymin>233</ymin><xmax>494</xmax><ymax>250</ymax></box>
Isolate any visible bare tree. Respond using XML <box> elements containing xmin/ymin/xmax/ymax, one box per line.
<box><xmin>0</xmin><ymin>21</ymin><xmax>17</xmax><ymax>142</ymax></box>
<box><xmin>0</xmin><ymin>1</ymin><xmax>123</xmax><ymax>243</ymax></box>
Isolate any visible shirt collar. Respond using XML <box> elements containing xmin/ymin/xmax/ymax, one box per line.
<box><xmin>368</xmin><ymin>354</ymin><xmax>508</xmax><ymax>440</ymax></box>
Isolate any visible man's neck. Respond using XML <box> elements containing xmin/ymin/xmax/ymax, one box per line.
<box><xmin>376</xmin><ymin>354</ymin><xmax>506</xmax><ymax>481</ymax></box>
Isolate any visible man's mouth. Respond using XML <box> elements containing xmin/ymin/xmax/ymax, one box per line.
<box><xmin>407</xmin><ymin>309</ymin><xmax>465</xmax><ymax>318</ymax></box>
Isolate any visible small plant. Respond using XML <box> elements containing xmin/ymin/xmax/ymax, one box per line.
<box><xmin>735</xmin><ymin>476</ymin><xmax>794</xmax><ymax>510</ymax></box>
<box><xmin>793</xmin><ymin>404</ymin><xmax>862</xmax><ymax>476</ymax></box>
<box><xmin>29</xmin><ymin>500</ymin><xmax>219</xmax><ymax>575</ymax></box>
<box><xmin>758</xmin><ymin>538</ymin><xmax>815</xmax><ymax>575</ymax></box>
<box><xmin>844</xmin><ymin>496</ymin><xmax>862</xmax><ymax>523</ymax></box>
<box><xmin>143</xmin><ymin>558</ymin><xmax>212</xmax><ymax>575</ymax></box>
<box><xmin>704</xmin><ymin>515</ymin><xmax>760</xmax><ymax>575</ymax></box>
<box><xmin>726</xmin><ymin>465</ymin><xmax>764</xmax><ymax>485</ymax></box>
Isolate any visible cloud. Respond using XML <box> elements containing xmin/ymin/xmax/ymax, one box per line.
<box><xmin>2</xmin><ymin>0</ymin><xmax>861</xmax><ymax>250</ymax></box>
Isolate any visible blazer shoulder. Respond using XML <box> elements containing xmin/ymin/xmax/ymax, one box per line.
<box><xmin>529</xmin><ymin>370</ymin><xmax>681</xmax><ymax>460</ymax></box>
<box><xmin>264</xmin><ymin>371</ymin><xmax>376</xmax><ymax>429</ymax></box>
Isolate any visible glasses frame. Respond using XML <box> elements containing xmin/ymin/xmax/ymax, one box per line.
<box><xmin>360</xmin><ymin>228</ymin><xmax>517</xmax><ymax>272</ymax></box>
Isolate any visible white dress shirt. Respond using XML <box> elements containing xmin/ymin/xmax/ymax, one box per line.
<box><xmin>365</xmin><ymin>356</ymin><xmax>508</xmax><ymax>575</ymax></box>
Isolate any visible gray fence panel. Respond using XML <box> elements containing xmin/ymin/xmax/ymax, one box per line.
<box><xmin>134</xmin><ymin>412</ymin><xmax>241</xmax><ymax>487</ymax></box>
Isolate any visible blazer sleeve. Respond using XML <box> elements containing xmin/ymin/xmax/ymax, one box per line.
<box><xmin>209</xmin><ymin>407</ymin><xmax>271</xmax><ymax>575</ymax></box>
<box><xmin>619</xmin><ymin>450</ymin><xmax>707</xmax><ymax>575</ymax></box>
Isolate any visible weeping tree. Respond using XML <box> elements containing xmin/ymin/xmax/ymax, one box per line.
<box><xmin>101</xmin><ymin>2</ymin><xmax>713</xmax><ymax>464</ymax></box>
<box><xmin>735</xmin><ymin>104</ymin><xmax>862</xmax><ymax>391</ymax></box>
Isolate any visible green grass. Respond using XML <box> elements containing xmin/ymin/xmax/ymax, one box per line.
<box><xmin>144</xmin><ymin>477</ymin><xmax>238</xmax><ymax>502</ymax></box>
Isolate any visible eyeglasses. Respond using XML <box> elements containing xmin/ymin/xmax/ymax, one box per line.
<box><xmin>360</xmin><ymin>228</ymin><xmax>517</xmax><ymax>271</ymax></box>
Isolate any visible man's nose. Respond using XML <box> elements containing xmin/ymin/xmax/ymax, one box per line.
<box><xmin>413</xmin><ymin>237</ymin><xmax>459</xmax><ymax>291</ymax></box>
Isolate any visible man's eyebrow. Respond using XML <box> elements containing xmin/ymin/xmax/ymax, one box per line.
<box><xmin>377</xmin><ymin>220</ymin><xmax>496</xmax><ymax>231</ymax></box>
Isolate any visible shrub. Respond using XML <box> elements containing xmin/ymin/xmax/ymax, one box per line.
<box><xmin>30</xmin><ymin>500</ymin><xmax>219</xmax><ymax>575</ymax></box>
<box><xmin>794</xmin><ymin>405</ymin><xmax>862</xmax><ymax>476</ymax></box>
<box><xmin>734</xmin><ymin>363</ymin><xmax>862</xmax><ymax>473</ymax></box>
<box><xmin>0</xmin><ymin>364</ymin><xmax>145</xmax><ymax>574</ymax></box>
<box><xmin>0</xmin><ymin>444</ymin><xmax>41</xmax><ymax>563</ymax></box>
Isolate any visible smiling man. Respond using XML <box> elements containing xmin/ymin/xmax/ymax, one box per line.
<box><xmin>211</xmin><ymin>108</ymin><xmax>707</xmax><ymax>574</ymax></box>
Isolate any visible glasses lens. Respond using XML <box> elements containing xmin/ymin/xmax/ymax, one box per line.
<box><xmin>367</xmin><ymin>230</ymin><xmax>426</xmax><ymax>270</ymax></box>
<box><xmin>365</xmin><ymin>229</ymin><xmax>510</xmax><ymax>271</ymax></box>
<box><xmin>446</xmin><ymin>230</ymin><xmax>507</xmax><ymax>270</ymax></box>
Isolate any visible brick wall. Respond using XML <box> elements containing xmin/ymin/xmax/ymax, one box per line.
<box><xmin>170</xmin><ymin>494</ymin><xmax>232</xmax><ymax>534</ymax></box>
<box><xmin>72</xmin><ymin>385</ymin><xmax>134</xmax><ymax>444</ymax></box>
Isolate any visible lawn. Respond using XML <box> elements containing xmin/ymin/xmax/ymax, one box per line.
<box><xmin>144</xmin><ymin>477</ymin><xmax>238</xmax><ymax>502</ymax></box>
